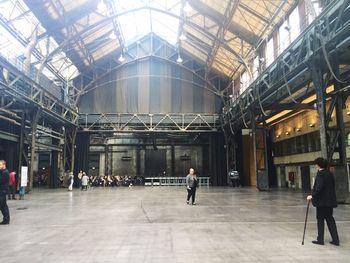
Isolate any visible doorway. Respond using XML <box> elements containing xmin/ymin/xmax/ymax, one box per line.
<box><xmin>301</xmin><ymin>165</ymin><xmax>311</xmax><ymax>192</ymax></box>
<box><xmin>145</xmin><ymin>149</ymin><xmax>167</xmax><ymax>177</ymax></box>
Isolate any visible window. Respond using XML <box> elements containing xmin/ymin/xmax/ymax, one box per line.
<box><xmin>240</xmin><ymin>70</ymin><xmax>250</xmax><ymax>93</ymax></box>
<box><xmin>347</xmin><ymin>133</ymin><xmax>350</xmax><ymax>146</ymax></box>
<box><xmin>252</xmin><ymin>56</ymin><xmax>260</xmax><ymax>80</ymax></box>
<box><xmin>266</xmin><ymin>37</ymin><xmax>274</xmax><ymax>67</ymax></box>
<box><xmin>116</xmin><ymin>0</ymin><xmax>181</xmax><ymax>45</ymax></box>
<box><xmin>279</xmin><ymin>19</ymin><xmax>290</xmax><ymax>54</ymax></box>
<box><xmin>307</xmin><ymin>1</ymin><xmax>323</xmax><ymax>24</ymax></box>
<box><xmin>289</xmin><ymin>6</ymin><xmax>300</xmax><ymax>43</ymax></box>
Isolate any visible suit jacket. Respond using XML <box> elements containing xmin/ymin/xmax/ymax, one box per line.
<box><xmin>0</xmin><ymin>168</ymin><xmax>9</xmax><ymax>192</ymax></box>
<box><xmin>311</xmin><ymin>169</ymin><xmax>337</xmax><ymax>208</ymax></box>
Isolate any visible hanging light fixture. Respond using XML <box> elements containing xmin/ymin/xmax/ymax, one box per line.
<box><xmin>109</xmin><ymin>31</ymin><xmax>117</xmax><ymax>39</ymax></box>
<box><xmin>183</xmin><ymin>2</ymin><xmax>192</xmax><ymax>13</ymax></box>
<box><xmin>176</xmin><ymin>54</ymin><xmax>183</xmax><ymax>63</ymax></box>
<box><xmin>179</xmin><ymin>32</ymin><xmax>187</xmax><ymax>41</ymax></box>
<box><xmin>118</xmin><ymin>53</ymin><xmax>125</xmax><ymax>62</ymax></box>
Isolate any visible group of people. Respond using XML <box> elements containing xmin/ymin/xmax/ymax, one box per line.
<box><xmin>75</xmin><ymin>171</ymin><xmax>146</xmax><ymax>190</ymax></box>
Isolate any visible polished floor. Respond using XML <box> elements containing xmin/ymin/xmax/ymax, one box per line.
<box><xmin>0</xmin><ymin>186</ymin><xmax>349</xmax><ymax>263</ymax></box>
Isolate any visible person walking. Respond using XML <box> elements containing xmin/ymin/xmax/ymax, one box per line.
<box><xmin>68</xmin><ymin>172</ymin><xmax>74</xmax><ymax>191</ymax></box>
<box><xmin>81</xmin><ymin>172</ymin><xmax>89</xmax><ymax>190</ymax></box>
<box><xmin>186</xmin><ymin>168</ymin><xmax>198</xmax><ymax>205</ymax></box>
<box><xmin>77</xmin><ymin>170</ymin><xmax>83</xmax><ymax>188</ymax></box>
<box><xmin>8</xmin><ymin>171</ymin><xmax>16</xmax><ymax>200</ymax></box>
<box><xmin>0</xmin><ymin>160</ymin><xmax>10</xmax><ymax>225</ymax></box>
<box><xmin>307</xmin><ymin>158</ymin><xmax>339</xmax><ymax>246</ymax></box>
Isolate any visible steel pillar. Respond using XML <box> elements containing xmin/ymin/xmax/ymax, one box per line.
<box><xmin>310</xmin><ymin>64</ymin><xmax>328</xmax><ymax>159</ymax></box>
<box><xmin>17</xmin><ymin>111</ymin><xmax>26</xmax><ymax>179</ymax></box>
<box><xmin>28</xmin><ymin>108</ymin><xmax>41</xmax><ymax>191</ymax></box>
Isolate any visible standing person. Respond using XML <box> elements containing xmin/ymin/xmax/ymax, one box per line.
<box><xmin>81</xmin><ymin>172</ymin><xmax>89</xmax><ymax>191</ymax></box>
<box><xmin>186</xmin><ymin>168</ymin><xmax>198</xmax><ymax>205</ymax></box>
<box><xmin>77</xmin><ymin>170</ymin><xmax>83</xmax><ymax>188</ymax></box>
<box><xmin>0</xmin><ymin>160</ymin><xmax>10</xmax><ymax>224</ymax></box>
<box><xmin>228</xmin><ymin>169</ymin><xmax>240</xmax><ymax>187</ymax></box>
<box><xmin>68</xmin><ymin>172</ymin><xmax>74</xmax><ymax>191</ymax></box>
<box><xmin>307</xmin><ymin>158</ymin><xmax>339</xmax><ymax>246</ymax></box>
<box><xmin>8</xmin><ymin>171</ymin><xmax>17</xmax><ymax>200</ymax></box>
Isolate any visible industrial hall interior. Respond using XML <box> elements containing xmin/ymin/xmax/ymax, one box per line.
<box><xmin>0</xmin><ymin>0</ymin><xmax>350</xmax><ymax>262</ymax></box>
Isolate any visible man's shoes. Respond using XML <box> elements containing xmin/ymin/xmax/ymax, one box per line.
<box><xmin>186</xmin><ymin>201</ymin><xmax>189</xmax><ymax>204</ymax></box>
<box><xmin>312</xmin><ymin>240</ymin><xmax>324</xmax><ymax>245</ymax></box>
<box><xmin>0</xmin><ymin>221</ymin><xmax>9</xmax><ymax>225</ymax></box>
<box><xmin>330</xmin><ymin>241</ymin><xmax>340</xmax><ymax>246</ymax></box>
<box><xmin>192</xmin><ymin>202</ymin><xmax>196</xmax><ymax>205</ymax></box>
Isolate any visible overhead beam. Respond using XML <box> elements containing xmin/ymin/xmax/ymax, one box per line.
<box><xmin>238</xmin><ymin>3</ymin><xmax>269</xmax><ymax>24</ymax></box>
<box><xmin>188</xmin><ymin>0</ymin><xmax>260</xmax><ymax>45</ymax></box>
<box><xmin>36</xmin><ymin>6</ymin><xmax>249</xmax><ymax>78</ymax></box>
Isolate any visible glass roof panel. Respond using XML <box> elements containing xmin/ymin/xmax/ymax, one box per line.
<box><xmin>151</xmin><ymin>10</ymin><xmax>179</xmax><ymax>44</ymax></box>
<box><xmin>118</xmin><ymin>9</ymin><xmax>151</xmax><ymax>44</ymax></box>
<box><xmin>0</xmin><ymin>0</ymin><xmax>78</xmax><ymax>81</ymax></box>
<box><xmin>115</xmin><ymin>0</ymin><xmax>181</xmax><ymax>45</ymax></box>
<box><xmin>200</xmin><ymin>0</ymin><xmax>230</xmax><ymax>14</ymax></box>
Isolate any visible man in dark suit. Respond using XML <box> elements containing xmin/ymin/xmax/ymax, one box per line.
<box><xmin>0</xmin><ymin>160</ymin><xmax>10</xmax><ymax>225</ymax></box>
<box><xmin>307</xmin><ymin>158</ymin><xmax>339</xmax><ymax>246</ymax></box>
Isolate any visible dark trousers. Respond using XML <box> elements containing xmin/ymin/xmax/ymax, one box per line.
<box><xmin>316</xmin><ymin>207</ymin><xmax>339</xmax><ymax>243</ymax></box>
<box><xmin>231</xmin><ymin>179</ymin><xmax>240</xmax><ymax>187</ymax></box>
<box><xmin>187</xmin><ymin>187</ymin><xmax>196</xmax><ymax>203</ymax></box>
<box><xmin>0</xmin><ymin>191</ymin><xmax>10</xmax><ymax>223</ymax></box>
<box><xmin>8</xmin><ymin>184</ymin><xmax>16</xmax><ymax>199</ymax></box>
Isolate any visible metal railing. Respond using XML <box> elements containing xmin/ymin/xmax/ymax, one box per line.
<box><xmin>144</xmin><ymin>177</ymin><xmax>210</xmax><ymax>187</ymax></box>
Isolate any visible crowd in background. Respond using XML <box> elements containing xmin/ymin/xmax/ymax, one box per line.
<box><xmin>66</xmin><ymin>171</ymin><xmax>146</xmax><ymax>190</ymax></box>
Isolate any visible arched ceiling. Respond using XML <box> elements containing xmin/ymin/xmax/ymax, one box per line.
<box><xmin>23</xmin><ymin>0</ymin><xmax>298</xmax><ymax>79</ymax></box>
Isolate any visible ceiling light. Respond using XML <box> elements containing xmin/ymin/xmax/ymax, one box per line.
<box><xmin>285</xmin><ymin>131</ymin><xmax>290</xmax><ymax>135</ymax></box>
<box><xmin>296</xmin><ymin>128</ymin><xmax>301</xmax><ymax>132</ymax></box>
<box><xmin>118</xmin><ymin>54</ymin><xmax>125</xmax><ymax>62</ymax></box>
<box><xmin>179</xmin><ymin>33</ymin><xmax>187</xmax><ymax>41</ymax></box>
<box><xmin>176</xmin><ymin>54</ymin><xmax>183</xmax><ymax>63</ymax></box>
<box><xmin>309</xmin><ymin>123</ymin><xmax>315</xmax><ymax>127</ymax></box>
<box><xmin>183</xmin><ymin>2</ymin><xmax>192</xmax><ymax>13</ymax></box>
<box><xmin>97</xmin><ymin>0</ymin><xmax>107</xmax><ymax>12</ymax></box>
<box><xmin>347</xmin><ymin>111</ymin><xmax>350</xmax><ymax>115</ymax></box>
<box><xmin>109</xmin><ymin>31</ymin><xmax>117</xmax><ymax>39</ymax></box>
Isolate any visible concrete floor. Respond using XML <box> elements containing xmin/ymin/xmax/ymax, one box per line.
<box><xmin>0</xmin><ymin>187</ymin><xmax>349</xmax><ymax>263</ymax></box>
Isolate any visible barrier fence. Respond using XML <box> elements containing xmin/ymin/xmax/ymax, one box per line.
<box><xmin>144</xmin><ymin>177</ymin><xmax>210</xmax><ymax>187</ymax></box>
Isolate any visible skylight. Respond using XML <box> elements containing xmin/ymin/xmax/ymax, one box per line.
<box><xmin>0</xmin><ymin>0</ymin><xmax>79</xmax><ymax>81</ymax></box>
<box><xmin>115</xmin><ymin>0</ymin><xmax>182</xmax><ymax>45</ymax></box>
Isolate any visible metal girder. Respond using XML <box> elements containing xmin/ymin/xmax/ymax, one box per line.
<box><xmin>79</xmin><ymin>113</ymin><xmax>220</xmax><ymax>133</ymax></box>
<box><xmin>0</xmin><ymin>15</ymin><xmax>67</xmax><ymax>84</ymax></box>
<box><xmin>188</xmin><ymin>0</ymin><xmax>259</xmax><ymax>45</ymax></box>
<box><xmin>0</xmin><ymin>56</ymin><xmax>78</xmax><ymax>125</ymax></box>
<box><xmin>238</xmin><ymin>2</ymin><xmax>269</xmax><ymax>24</ymax></box>
<box><xmin>229</xmin><ymin>0</ymin><xmax>290</xmax><ymax>80</ymax></box>
<box><xmin>49</xmin><ymin>0</ymin><xmax>95</xmax><ymax>67</ymax></box>
<box><xmin>36</xmin><ymin>6</ymin><xmax>249</xmax><ymax>76</ymax></box>
<box><xmin>108</xmin><ymin>0</ymin><xmax>125</xmax><ymax>51</ymax></box>
<box><xmin>223</xmin><ymin>0</ymin><xmax>350</xmax><ymax>129</ymax></box>
<box><xmin>205</xmin><ymin>0</ymin><xmax>240</xmax><ymax>73</ymax></box>
<box><xmin>63</xmin><ymin>126</ymin><xmax>77</xmax><ymax>172</ymax></box>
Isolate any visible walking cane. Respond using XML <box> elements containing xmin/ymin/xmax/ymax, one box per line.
<box><xmin>302</xmin><ymin>199</ymin><xmax>311</xmax><ymax>245</ymax></box>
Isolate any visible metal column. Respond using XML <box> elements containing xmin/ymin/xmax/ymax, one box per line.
<box><xmin>28</xmin><ymin>108</ymin><xmax>41</xmax><ymax>191</ymax></box>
